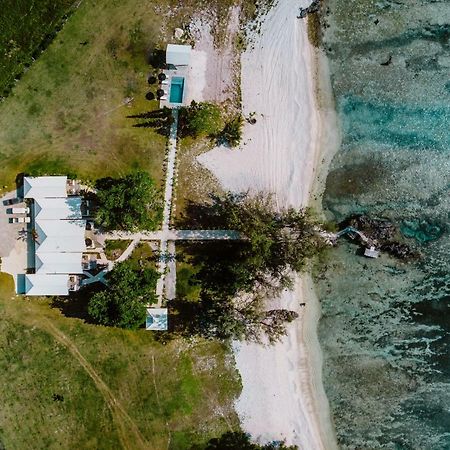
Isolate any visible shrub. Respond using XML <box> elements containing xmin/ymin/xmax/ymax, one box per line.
<box><xmin>219</xmin><ymin>115</ymin><xmax>243</xmax><ymax>147</ymax></box>
<box><xmin>95</xmin><ymin>171</ymin><xmax>162</xmax><ymax>231</ymax></box>
<box><xmin>179</xmin><ymin>101</ymin><xmax>224</xmax><ymax>138</ymax></box>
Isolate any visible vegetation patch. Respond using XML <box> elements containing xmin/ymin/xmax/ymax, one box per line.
<box><xmin>87</xmin><ymin>260</ymin><xmax>158</xmax><ymax>329</ymax></box>
<box><xmin>0</xmin><ymin>0</ymin><xmax>77</xmax><ymax>98</ymax></box>
<box><xmin>307</xmin><ymin>12</ymin><xmax>322</xmax><ymax>48</ymax></box>
<box><xmin>176</xmin><ymin>245</ymin><xmax>202</xmax><ymax>302</ymax></box>
<box><xmin>95</xmin><ymin>172</ymin><xmax>162</xmax><ymax>231</ymax></box>
<box><xmin>0</xmin><ymin>0</ymin><xmax>170</xmax><ymax>194</ymax></box>
<box><xmin>179</xmin><ymin>101</ymin><xmax>225</xmax><ymax>139</ymax></box>
<box><xmin>104</xmin><ymin>239</ymin><xmax>132</xmax><ymax>261</ymax></box>
<box><xmin>171</xmin><ymin>193</ymin><xmax>325</xmax><ymax>342</ymax></box>
<box><xmin>0</xmin><ymin>275</ymin><xmax>241</xmax><ymax>449</ymax></box>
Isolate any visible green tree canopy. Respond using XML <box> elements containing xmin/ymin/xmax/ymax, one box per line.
<box><xmin>95</xmin><ymin>171</ymin><xmax>162</xmax><ymax>231</ymax></box>
<box><xmin>87</xmin><ymin>260</ymin><xmax>158</xmax><ymax>329</ymax></box>
<box><xmin>173</xmin><ymin>193</ymin><xmax>325</xmax><ymax>342</ymax></box>
<box><xmin>179</xmin><ymin>101</ymin><xmax>224</xmax><ymax>138</ymax></box>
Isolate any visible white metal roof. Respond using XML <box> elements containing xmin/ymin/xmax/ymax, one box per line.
<box><xmin>23</xmin><ymin>176</ymin><xmax>67</xmax><ymax>199</ymax></box>
<box><xmin>35</xmin><ymin>252</ymin><xmax>83</xmax><ymax>274</ymax></box>
<box><xmin>166</xmin><ymin>44</ymin><xmax>191</xmax><ymax>66</ymax></box>
<box><xmin>25</xmin><ymin>274</ymin><xmax>69</xmax><ymax>296</ymax></box>
<box><xmin>34</xmin><ymin>197</ymin><xmax>82</xmax><ymax>220</ymax></box>
<box><xmin>35</xmin><ymin>219</ymin><xmax>86</xmax><ymax>253</ymax></box>
<box><xmin>146</xmin><ymin>308</ymin><xmax>168</xmax><ymax>330</ymax></box>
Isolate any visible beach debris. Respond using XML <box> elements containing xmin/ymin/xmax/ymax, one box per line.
<box><xmin>297</xmin><ymin>0</ymin><xmax>321</xmax><ymax>19</ymax></box>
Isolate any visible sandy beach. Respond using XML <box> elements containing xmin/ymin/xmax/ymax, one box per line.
<box><xmin>198</xmin><ymin>0</ymin><xmax>339</xmax><ymax>448</ymax></box>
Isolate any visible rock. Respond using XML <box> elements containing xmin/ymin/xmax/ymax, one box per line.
<box><xmin>339</xmin><ymin>214</ymin><xmax>419</xmax><ymax>260</ymax></box>
<box><xmin>341</xmin><ymin>214</ymin><xmax>396</xmax><ymax>241</ymax></box>
<box><xmin>297</xmin><ymin>0</ymin><xmax>321</xmax><ymax>19</ymax></box>
<box><xmin>381</xmin><ymin>55</ymin><xmax>392</xmax><ymax>66</ymax></box>
<box><xmin>174</xmin><ymin>28</ymin><xmax>184</xmax><ymax>39</ymax></box>
<box><xmin>381</xmin><ymin>242</ymin><xmax>419</xmax><ymax>260</ymax></box>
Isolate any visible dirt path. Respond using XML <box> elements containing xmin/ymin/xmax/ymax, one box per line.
<box><xmin>41</xmin><ymin>319</ymin><xmax>152</xmax><ymax>450</ymax></box>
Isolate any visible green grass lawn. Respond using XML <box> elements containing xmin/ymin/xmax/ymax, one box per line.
<box><xmin>0</xmin><ymin>273</ymin><xmax>240</xmax><ymax>449</ymax></box>
<box><xmin>0</xmin><ymin>0</ymin><xmax>77</xmax><ymax>97</ymax></box>
<box><xmin>129</xmin><ymin>242</ymin><xmax>157</xmax><ymax>270</ymax></box>
<box><xmin>104</xmin><ymin>239</ymin><xmax>132</xmax><ymax>261</ymax></box>
<box><xmin>0</xmin><ymin>0</ymin><xmax>171</xmax><ymax>194</ymax></box>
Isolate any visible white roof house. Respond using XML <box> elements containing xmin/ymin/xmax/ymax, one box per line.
<box><xmin>35</xmin><ymin>253</ymin><xmax>83</xmax><ymax>274</ymax></box>
<box><xmin>166</xmin><ymin>44</ymin><xmax>191</xmax><ymax>66</ymax></box>
<box><xmin>35</xmin><ymin>219</ymin><xmax>86</xmax><ymax>253</ymax></box>
<box><xmin>24</xmin><ymin>176</ymin><xmax>67</xmax><ymax>199</ymax></box>
<box><xmin>34</xmin><ymin>197</ymin><xmax>82</xmax><ymax>220</ymax></box>
<box><xmin>146</xmin><ymin>308</ymin><xmax>168</xmax><ymax>331</ymax></box>
<box><xmin>25</xmin><ymin>274</ymin><xmax>69</xmax><ymax>296</ymax></box>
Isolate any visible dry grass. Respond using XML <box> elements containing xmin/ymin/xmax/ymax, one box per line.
<box><xmin>0</xmin><ymin>273</ymin><xmax>240</xmax><ymax>449</ymax></box>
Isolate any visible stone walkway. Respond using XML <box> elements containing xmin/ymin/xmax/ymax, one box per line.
<box><xmin>155</xmin><ymin>110</ymin><xmax>179</xmax><ymax>304</ymax></box>
<box><xmin>98</xmin><ymin>109</ymin><xmax>243</xmax><ymax>309</ymax></box>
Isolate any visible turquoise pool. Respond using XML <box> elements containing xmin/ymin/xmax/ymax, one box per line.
<box><xmin>169</xmin><ymin>77</ymin><xmax>185</xmax><ymax>103</ymax></box>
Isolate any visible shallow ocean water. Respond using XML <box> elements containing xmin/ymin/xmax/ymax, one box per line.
<box><xmin>316</xmin><ymin>0</ymin><xmax>450</xmax><ymax>448</ymax></box>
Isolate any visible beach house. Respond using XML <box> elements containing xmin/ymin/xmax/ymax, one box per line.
<box><xmin>22</xmin><ymin>176</ymin><xmax>87</xmax><ymax>296</ymax></box>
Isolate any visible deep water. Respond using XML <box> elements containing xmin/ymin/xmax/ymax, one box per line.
<box><xmin>316</xmin><ymin>0</ymin><xmax>450</xmax><ymax>448</ymax></box>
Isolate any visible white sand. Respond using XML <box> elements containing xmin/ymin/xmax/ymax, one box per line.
<box><xmin>188</xmin><ymin>8</ymin><xmax>240</xmax><ymax>104</ymax></box>
<box><xmin>198</xmin><ymin>0</ymin><xmax>339</xmax><ymax>448</ymax></box>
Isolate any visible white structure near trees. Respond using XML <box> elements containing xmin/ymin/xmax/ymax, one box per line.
<box><xmin>166</xmin><ymin>44</ymin><xmax>191</xmax><ymax>67</ymax></box>
<box><xmin>22</xmin><ymin>176</ymin><xmax>86</xmax><ymax>296</ymax></box>
<box><xmin>146</xmin><ymin>308</ymin><xmax>168</xmax><ymax>331</ymax></box>
<box><xmin>24</xmin><ymin>176</ymin><xmax>67</xmax><ymax>199</ymax></box>
<box><xmin>25</xmin><ymin>274</ymin><xmax>72</xmax><ymax>296</ymax></box>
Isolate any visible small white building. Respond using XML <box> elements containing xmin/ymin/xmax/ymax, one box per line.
<box><xmin>24</xmin><ymin>176</ymin><xmax>67</xmax><ymax>199</ymax></box>
<box><xmin>25</xmin><ymin>274</ymin><xmax>70</xmax><ymax>296</ymax></box>
<box><xmin>146</xmin><ymin>308</ymin><xmax>168</xmax><ymax>331</ymax></box>
<box><xmin>166</xmin><ymin>44</ymin><xmax>191</xmax><ymax>67</ymax></box>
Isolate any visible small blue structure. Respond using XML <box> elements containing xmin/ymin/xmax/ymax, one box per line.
<box><xmin>146</xmin><ymin>308</ymin><xmax>168</xmax><ymax>331</ymax></box>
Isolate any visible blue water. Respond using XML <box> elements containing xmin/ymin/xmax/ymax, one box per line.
<box><xmin>317</xmin><ymin>0</ymin><xmax>450</xmax><ymax>448</ymax></box>
<box><xmin>169</xmin><ymin>76</ymin><xmax>184</xmax><ymax>104</ymax></box>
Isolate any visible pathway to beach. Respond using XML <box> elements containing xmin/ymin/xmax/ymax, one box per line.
<box><xmin>155</xmin><ymin>109</ymin><xmax>179</xmax><ymax>304</ymax></box>
<box><xmin>199</xmin><ymin>0</ymin><xmax>338</xmax><ymax>448</ymax></box>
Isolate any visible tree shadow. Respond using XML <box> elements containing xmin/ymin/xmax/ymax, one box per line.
<box><xmin>50</xmin><ymin>284</ymin><xmax>103</xmax><ymax>323</ymax></box>
<box><xmin>147</xmin><ymin>49</ymin><xmax>166</xmax><ymax>68</ymax></box>
<box><xmin>127</xmin><ymin>108</ymin><xmax>173</xmax><ymax>137</ymax></box>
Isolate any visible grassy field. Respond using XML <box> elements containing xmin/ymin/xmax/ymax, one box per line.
<box><xmin>0</xmin><ymin>0</ymin><xmax>266</xmax><ymax>195</ymax></box>
<box><xmin>0</xmin><ymin>0</ymin><xmax>77</xmax><ymax>97</ymax></box>
<box><xmin>0</xmin><ymin>272</ymin><xmax>240</xmax><ymax>449</ymax></box>
<box><xmin>0</xmin><ymin>0</ymin><xmax>173</xmax><ymax>194</ymax></box>
<box><xmin>104</xmin><ymin>239</ymin><xmax>132</xmax><ymax>260</ymax></box>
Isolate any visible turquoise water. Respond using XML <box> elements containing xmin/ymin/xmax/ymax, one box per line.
<box><xmin>317</xmin><ymin>0</ymin><xmax>450</xmax><ymax>448</ymax></box>
<box><xmin>169</xmin><ymin>76</ymin><xmax>184</xmax><ymax>103</ymax></box>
